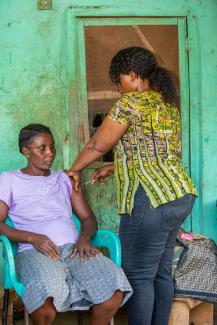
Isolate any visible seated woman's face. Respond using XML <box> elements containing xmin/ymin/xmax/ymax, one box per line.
<box><xmin>25</xmin><ymin>133</ymin><xmax>56</xmax><ymax>170</ymax></box>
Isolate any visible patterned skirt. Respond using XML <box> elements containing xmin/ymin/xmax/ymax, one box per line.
<box><xmin>15</xmin><ymin>244</ymin><xmax>133</xmax><ymax>313</ymax></box>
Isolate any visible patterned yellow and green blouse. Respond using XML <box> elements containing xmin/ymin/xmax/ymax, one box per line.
<box><xmin>108</xmin><ymin>91</ymin><xmax>197</xmax><ymax>215</ymax></box>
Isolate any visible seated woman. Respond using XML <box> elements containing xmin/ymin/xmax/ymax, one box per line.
<box><xmin>0</xmin><ymin>124</ymin><xmax>132</xmax><ymax>325</ymax></box>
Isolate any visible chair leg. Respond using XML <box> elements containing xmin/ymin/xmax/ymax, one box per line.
<box><xmin>109</xmin><ymin>317</ymin><xmax>115</xmax><ymax>325</ymax></box>
<box><xmin>77</xmin><ymin>310</ymin><xmax>83</xmax><ymax>325</ymax></box>
<box><xmin>24</xmin><ymin>306</ymin><xmax>30</xmax><ymax>325</ymax></box>
<box><xmin>2</xmin><ymin>289</ymin><xmax>9</xmax><ymax>325</ymax></box>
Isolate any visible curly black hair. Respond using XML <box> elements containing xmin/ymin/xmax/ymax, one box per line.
<box><xmin>19</xmin><ymin>123</ymin><xmax>53</xmax><ymax>154</ymax></box>
<box><xmin>109</xmin><ymin>47</ymin><xmax>178</xmax><ymax>106</ymax></box>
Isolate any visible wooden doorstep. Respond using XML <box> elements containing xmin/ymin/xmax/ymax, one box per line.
<box><xmin>169</xmin><ymin>298</ymin><xmax>213</xmax><ymax>325</ymax></box>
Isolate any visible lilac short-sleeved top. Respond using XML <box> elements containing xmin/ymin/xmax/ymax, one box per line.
<box><xmin>0</xmin><ymin>170</ymin><xmax>79</xmax><ymax>252</ymax></box>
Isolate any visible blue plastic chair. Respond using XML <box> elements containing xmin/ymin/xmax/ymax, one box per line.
<box><xmin>0</xmin><ymin>214</ymin><xmax>121</xmax><ymax>325</ymax></box>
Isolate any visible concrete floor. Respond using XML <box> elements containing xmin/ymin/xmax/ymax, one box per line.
<box><xmin>14</xmin><ymin>308</ymin><xmax>127</xmax><ymax>325</ymax></box>
<box><xmin>14</xmin><ymin>306</ymin><xmax>217</xmax><ymax>325</ymax></box>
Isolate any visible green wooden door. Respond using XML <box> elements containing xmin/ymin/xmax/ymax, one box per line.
<box><xmin>72</xmin><ymin>17</ymin><xmax>191</xmax><ymax>231</ymax></box>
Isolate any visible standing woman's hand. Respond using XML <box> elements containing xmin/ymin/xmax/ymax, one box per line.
<box><xmin>65</xmin><ymin>170</ymin><xmax>81</xmax><ymax>192</ymax></box>
<box><xmin>92</xmin><ymin>164</ymin><xmax>114</xmax><ymax>183</ymax></box>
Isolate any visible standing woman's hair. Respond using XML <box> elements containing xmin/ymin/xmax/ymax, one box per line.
<box><xmin>109</xmin><ymin>47</ymin><xmax>178</xmax><ymax>106</ymax></box>
<box><xmin>19</xmin><ymin>123</ymin><xmax>52</xmax><ymax>154</ymax></box>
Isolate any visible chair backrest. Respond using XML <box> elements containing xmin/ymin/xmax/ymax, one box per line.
<box><xmin>72</xmin><ymin>213</ymin><xmax>121</xmax><ymax>265</ymax></box>
<box><xmin>4</xmin><ymin>214</ymin><xmax>80</xmax><ymax>256</ymax></box>
<box><xmin>72</xmin><ymin>212</ymin><xmax>81</xmax><ymax>231</ymax></box>
<box><xmin>1</xmin><ymin>217</ymin><xmax>25</xmax><ymax>295</ymax></box>
<box><xmin>4</xmin><ymin>217</ymin><xmax>19</xmax><ymax>257</ymax></box>
<box><xmin>1</xmin><ymin>214</ymin><xmax>81</xmax><ymax>295</ymax></box>
<box><xmin>1</xmin><ymin>213</ymin><xmax>121</xmax><ymax>296</ymax></box>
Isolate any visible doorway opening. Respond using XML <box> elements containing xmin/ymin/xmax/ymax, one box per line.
<box><xmin>84</xmin><ymin>24</ymin><xmax>180</xmax><ymax>162</ymax></box>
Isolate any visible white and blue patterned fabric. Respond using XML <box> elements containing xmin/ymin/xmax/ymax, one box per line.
<box><xmin>16</xmin><ymin>244</ymin><xmax>133</xmax><ymax>313</ymax></box>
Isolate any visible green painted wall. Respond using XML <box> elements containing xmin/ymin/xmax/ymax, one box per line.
<box><xmin>0</xmin><ymin>0</ymin><xmax>216</xmax><ymax>241</ymax></box>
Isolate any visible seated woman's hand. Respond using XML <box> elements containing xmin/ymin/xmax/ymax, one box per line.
<box><xmin>91</xmin><ymin>164</ymin><xmax>114</xmax><ymax>183</ymax></box>
<box><xmin>64</xmin><ymin>169</ymin><xmax>81</xmax><ymax>192</ymax></box>
<box><xmin>30</xmin><ymin>233</ymin><xmax>60</xmax><ymax>260</ymax></box>
<box><xmin>70</xmin><ymin>234</ymin><xmax>101</xmax><ymax>261</ymax></box>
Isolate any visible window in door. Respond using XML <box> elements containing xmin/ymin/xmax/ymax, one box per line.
<box><xmin>83</xmin><ymin>23</ymin><xmax>180</xmax><ymax>162</ymax></box>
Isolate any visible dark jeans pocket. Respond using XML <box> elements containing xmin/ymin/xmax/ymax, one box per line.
<box><xmin>161</xmin><ymin>194</ymin><xmax>195</xmax><ymax>232</ymax></box>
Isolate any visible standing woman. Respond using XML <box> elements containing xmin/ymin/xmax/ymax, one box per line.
<box><xmin>68</xmin><ymin>47</ymin><xmax>197</xmax><ymax>325</ymax></box>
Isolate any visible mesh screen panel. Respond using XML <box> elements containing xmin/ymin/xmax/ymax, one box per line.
<box><xmin>84</xmin><ymin>25</ymin><xmax>179</xmax><ymax>161</ymax></box>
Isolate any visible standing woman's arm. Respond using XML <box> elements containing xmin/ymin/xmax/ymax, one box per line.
<box><xmin>69</xmin><ymin>117</ymin><xmax>128</xmax><ymax>190</ymax></box>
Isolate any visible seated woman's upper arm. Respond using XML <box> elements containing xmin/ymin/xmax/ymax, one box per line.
<box><xmin>0</xmin><ymin>200</ymin><xmax>9</xmax><ymax>223</ymax></box>
<box><xmin>69</xmin><ymin>179</ymin><xmax>94</xmax><ymax>221</ymax></box>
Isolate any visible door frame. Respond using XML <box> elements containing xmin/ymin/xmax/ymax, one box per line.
<box><xmin>66</xmin><ymin>9</ymin><xmax>201</xmax><ymax>232</ymax></box>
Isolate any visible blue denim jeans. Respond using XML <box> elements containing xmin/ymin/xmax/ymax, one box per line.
<box><xmin>119</xmin><ymin>185</ymin><xmax>196</xmax><ymax>325</ymax></box>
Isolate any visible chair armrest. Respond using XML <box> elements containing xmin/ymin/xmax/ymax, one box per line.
<box><xmin>91</xmin><ymin>230</ymin><xmax>122</xmax><ymax>267</ymax></box>
<box><xmin>0</xmin><ymin>235</ymin><xmax>25</xmax><ymax>297</ymax></box>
